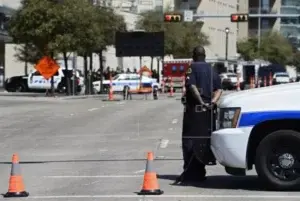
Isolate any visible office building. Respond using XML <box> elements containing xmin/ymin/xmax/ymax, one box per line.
<box><xmin>248</xmin><ymin>0</ymin><xmax>281</xmax><ymax>38</ymax></box>
<box><xmin>280</xmin><ymin>0</ymin><xmax>300</xmax><ymax>50</ymax></box>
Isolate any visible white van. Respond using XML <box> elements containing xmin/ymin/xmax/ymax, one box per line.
<box><xmin>211</xmin><ymin>83</ymin><xmax>300</xmax><ymax>190</ymax></box>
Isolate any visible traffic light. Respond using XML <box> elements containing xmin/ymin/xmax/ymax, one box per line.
<box><xmin>230</xmin><ymin>14</ymin><xmax>248</xmax><ymax>22</ymax></box>
<box><xmin>164</xmin><ymin>14</ymin><xmax>182</xmax><ymax>22</ymax></box>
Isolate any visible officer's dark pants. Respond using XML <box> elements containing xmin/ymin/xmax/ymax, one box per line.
<box><xmin>181</xmin><ymin>105</ymin><xmax>216</xmax><ymax>179</ymax></box>
<box><xmin>182</xmin><ymin>138</ymin><xmax>206</xmax><ymax>178</ymax></box>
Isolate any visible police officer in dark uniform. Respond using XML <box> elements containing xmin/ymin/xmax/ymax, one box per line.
<box><xmin>177</xmin><ymin>46</ymin><xmax>222</xmax><ymax>183</ymax></box>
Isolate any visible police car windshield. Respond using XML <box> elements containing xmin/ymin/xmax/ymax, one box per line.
<box><xmin>113</xmin><ymin>75</ymin><xmax>120</xmax><ymax>80</ymax></box>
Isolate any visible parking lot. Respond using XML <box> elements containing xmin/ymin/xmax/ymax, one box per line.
<box><xmin>0</xmin><ymin>92</ymin><xmax>299</xmax><ymax>200</ymax></box>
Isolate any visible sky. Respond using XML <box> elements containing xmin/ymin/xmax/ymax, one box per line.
<box><xmin>0</xmin><ymin>0</ymin><xmax>21</xmax><ymax>9</ymax></box>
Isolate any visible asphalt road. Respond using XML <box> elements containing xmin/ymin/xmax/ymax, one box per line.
<box><xmin>0</xmin><ymin>92</ymin><xmax>299</xmax><ymax>201</ymax></box>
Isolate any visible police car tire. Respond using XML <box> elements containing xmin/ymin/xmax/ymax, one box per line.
<box><xmin>15</xmin><ymin>84</ymin><xmax>25</xmax><ymax>92</ymax></box>
<box><xmin>255</xmin><ymin>130</ymin><xmax>300</xmax><ymax>190</ymax></box>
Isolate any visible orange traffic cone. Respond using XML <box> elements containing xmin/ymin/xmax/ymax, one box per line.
<box><xmin>4</xmin><ymin>154</ymin><xmax>29</xmax><ymax>198</ymax></box>
<box><xmin>138</xmin><ymin>152</ymin><xmax>163</xmax><ymax>195</ymax></box>
<box><xmin>269</xmin><ymin>72</ymin><xmax>273</xmax><ymax>86</ymax></box>
<box><xmin>103</xmin><ymin>74</ymin><xmax>120</xmax><ymax>102</ymax></box>
<box><xmin>168</xmin><ymin>77</ymin><xmax>174</xmax><ymax>98</ymax></box>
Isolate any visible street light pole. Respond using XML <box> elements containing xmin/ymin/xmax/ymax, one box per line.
<box><xmin>225</xmin><ymin>27</ymin><xmax>229</xmax><ymax>71</ymax></box>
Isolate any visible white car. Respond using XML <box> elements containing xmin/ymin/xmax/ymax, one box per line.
<box><xmin>273</xmin><ymin>72</ymin><xmax>290</xmax><ymax>84</ymax></box>
<box><xmin>93</xmin><ymin>73</ymin><xmax>160</xmax><ymax>93</ymax></box>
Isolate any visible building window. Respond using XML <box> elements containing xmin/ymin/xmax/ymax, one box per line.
<box><xmin>261</xmin><ymin>19</ymin><xmax>269</xmax><ymax>29</ymax></box>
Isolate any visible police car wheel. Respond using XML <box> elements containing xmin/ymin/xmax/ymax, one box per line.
<box><xmin>15</xmin><ymin>84</ymin><xmax>25</xmax><ymax>92</ymax></box>
<box><xmin>255</xmin><ymin>130</ymin><xmax>300</xmax><ymax>190</ymax></box>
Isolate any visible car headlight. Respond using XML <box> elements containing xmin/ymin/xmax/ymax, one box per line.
<box><xmin>218</xmin><ymin>107</ymin><xmax>241</xmax><ymax>129</ymax></box>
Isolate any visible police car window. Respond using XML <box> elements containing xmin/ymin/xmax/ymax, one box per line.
<box><xmin>113</xmin><ymin>75</ymin><xmax>119</xmax><ymax>80</ymax></box>
<box><xmin>118</xmin><ymin>76</ymin><xmax>126</xmax><ymax>80</ymax></box>
<box><xmin>33</xmin><ymin>71</ymin><xmax>41</xmax><ymax>76</ymax></box>
<box><xmin>124</xmin><ymin>76</ymin><xmax>131</xmax><ymax>80</ymax></box>
<box><xmin>130</xmin><ymin>75</ymin><xmax>139</xmax><ymax>80</ymax></box>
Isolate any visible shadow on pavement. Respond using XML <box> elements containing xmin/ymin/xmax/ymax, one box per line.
<box><xmin>157</xmin><ymin>174</ymin><xmax>277</xmax><ymax>191</ymax></box>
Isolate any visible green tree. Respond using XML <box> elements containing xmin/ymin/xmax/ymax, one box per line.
<box><xmin>8</xmin><ymin>0</ymin><xmax>65</xmax><ymax>94</ymax></box>
<box><xmin>51</xmin><ymin>0</ymin><xmax>97</xmax><ymax>95</ymax></box>
<box><xmin>237</xmin><ymin>31</ymin><xmax>293</xmax><ymax>64</ymax></box>
<box><xmin>93</xmin><ymin>7</ymin><xmax>126</xmax><ymax>93</ymax></box>
<box><xmin>289</xmin><ymin>51</ymin><xmax>300</xmax><ymax>72</ymax></box>
<box><xmin>237</xmin><ymin>37</ymin><xmax>259</xmax><ymax>61</ymax></box>
<box><xmin>135</xmin><ymin>10</ymin><xmax>209</xmax><ymax>58</ymax></box>
<box><xmin>9</xmin><ymin>0</ymin><xmax>61</xmax><ymax>55</ymax></box>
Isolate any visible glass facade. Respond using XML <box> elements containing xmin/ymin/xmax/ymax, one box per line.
<box><xmin>280</xmin><ymin>0</ymin><xmax>300</xmax><ymax>50</ymax></box>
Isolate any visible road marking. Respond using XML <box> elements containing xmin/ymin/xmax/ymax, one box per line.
<box><xmin>172</xmin><ymin>118</ymin><xmax>178</xmax><ymax>124</ymax></box>
<box><xmin>54</xmin><ymin>133</ymin><xmax>121</xmax><ymax>137</ymax></box>
<box><xmin>156</xmin><ymin>156</ymin><xmax>165</xmax><ymax>159</ymax></box>
<box><xmin>43</xmin><ymin>175</ymin><xmax>143</xmax><ymax>178</ymax></box>
<box><xmin>134</xmin><ymin>169</ymin><xmax>144</xmax><ymax>174</ymax></box>
<box><xmin>168</xmin><ymin>128</ymin><xmax>173</xmax><ymax>131</ymax></box>
<box><xmin>159</xmin><ymin>139</ymin><xmax>169</xmax><ymax>148</ymax></box>
<box><xmin>88</xmin><ymin>108</ymin><xmax>99</xmax><ymax>112</ymax></box>
<box><xmin>29</xmin><ymin>195</ymin><xmax>300</xmax><ymax>199</ymax></box>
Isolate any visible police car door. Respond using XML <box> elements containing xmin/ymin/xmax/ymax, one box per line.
<box><xmin>43</xmin><ymin>70</ymin><xmax>61</xmax><ymax>90</ymax></box>
<box><xmin>28</xmin><ymin>71</ymin><xmax>43</xmax><ymax>89</ymax></box>
<box><xmin>129</xmin><ymin>74</ymin><xmax>140</xmax><ymax>90</ymax></box>
<box><xmin>114</xmin><ymin>74</ymin><xmax>127</xmax><ymax>91</ymax></box>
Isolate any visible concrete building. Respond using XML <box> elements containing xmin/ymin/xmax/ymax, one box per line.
<box><xmin>247</xmin><ymin>0</ymin><xmax>281</xmax><ymax>38</ymax></box>
<box><xmin>280</xmin><ymin>0</ymin><xmax>300</xmax><ymax>50</ymax></box>
<box><xmin>166</xmin><ymin>0</ymin><xmax>238</xmax><ymax>63</ymax></box>
<box><xmin>237</xmin><ymin>0</ymin><xmax>249</xmax><ymax>40</ymax></box>
<box><xmin>237</xmin><ymin>0</ymin><xmax>300</xmax><ymax>50</ymax></box>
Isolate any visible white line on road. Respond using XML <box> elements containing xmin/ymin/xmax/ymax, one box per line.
<box><xmin>159</xmin><ymin>139</ymin><xmax>169</xmax><ymax>148</ymax></box>
<box><xmin>88</xmin><ymin>108</ymin><xmax>99</xmax><ymax>112</ymax></box>
<box><xmin>172</xmin><ymin>119</ymin><xmax>178</xmax><ymax>124</ymax></box>
<box><xmin>43</xmin><ymin>175</ymin><xmax>143</xmax><ymax>178</ymax></box>
<box><xmin>29</xmin><ymin>195</ymin><xmax>300</xmax><ymax>199</ymax></box>
<box><xmin>133</xmin><ymin>169</ymin><xmax>145</xmax><ymax>174</ymax></box>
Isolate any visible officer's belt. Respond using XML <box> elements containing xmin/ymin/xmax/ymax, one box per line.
<box><xmin>185</xmin><ymin>104</ymin><xmax>211</xmax><ymax>112</ymax></box>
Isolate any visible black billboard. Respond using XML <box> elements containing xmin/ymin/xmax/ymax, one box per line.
<box><xmin>115</xmin><ymin>31</ymin><xmax>164</xmax><ymax>57</ymax></box>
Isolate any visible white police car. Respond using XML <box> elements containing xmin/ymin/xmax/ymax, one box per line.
<box><xmin>211</xmin><ymin>82</ymin><xmax>300</xmax><ymax>190</ymax></box>
<box><xmin>5</xmin><ymin>68</ymin><xmax>84</xmax><ymax>93</ymax></box>
<box><xmin>92</xmin><ymin>73</ymin><xmax>160</xmax><ymax>93</ymax></box>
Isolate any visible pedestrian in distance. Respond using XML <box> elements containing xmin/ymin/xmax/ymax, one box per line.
<box><xmin>176</xmin><ymin>45</ymin><xmax>222</xmax><ymax>184</ymax></box>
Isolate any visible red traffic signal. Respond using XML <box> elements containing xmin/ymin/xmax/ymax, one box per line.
<box><xmin>231</xmin><ymin>14</ymin><xmax>248</xmax><ymax>22</ymax></box>
<box><xmin>164</xmin><ymin>14</ymin><xmax>182</xmax><ymax>22</ymax></box>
